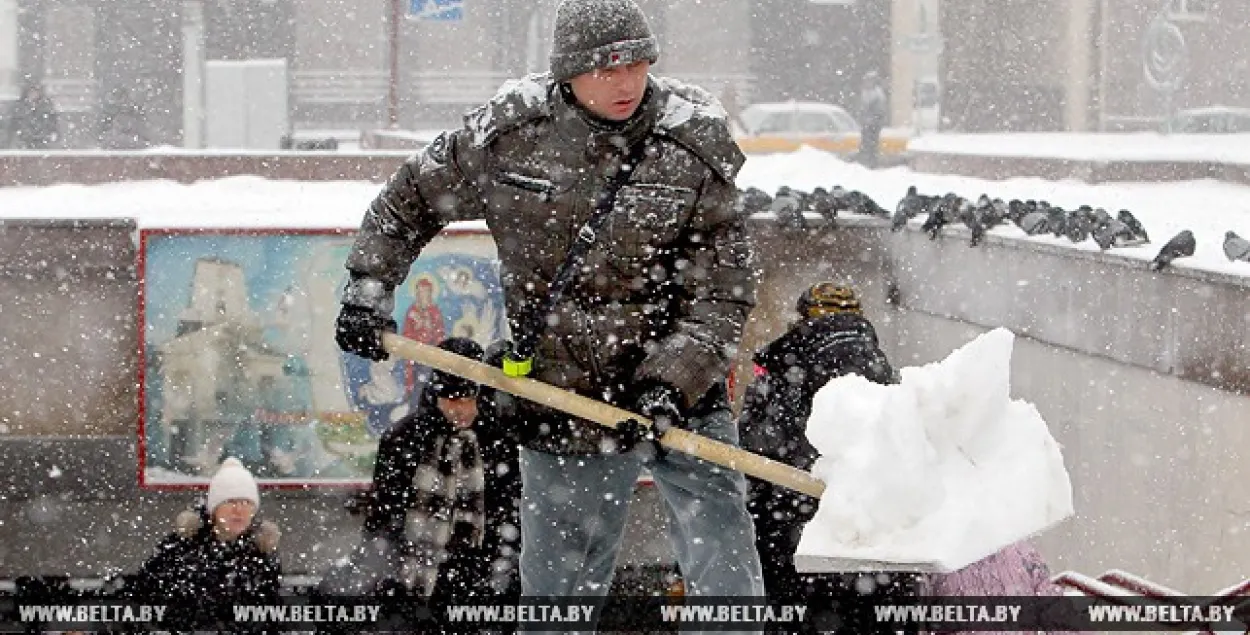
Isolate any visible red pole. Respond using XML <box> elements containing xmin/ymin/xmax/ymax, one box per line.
<box><xmin>388</xmin><ymin>0</ymin><xmax>401</xmax><ymax>128</ymax></box>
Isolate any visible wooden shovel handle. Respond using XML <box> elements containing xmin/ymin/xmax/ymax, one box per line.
<box><xmin>381</xmin><ymin>332</ymin><xmax>827</xmax><ymax>498</ymax></box>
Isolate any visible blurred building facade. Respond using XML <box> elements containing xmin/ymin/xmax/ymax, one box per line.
<box><xmin>7</xmin><ymin>0</ymin><xmax>902</xmax><ymax>147</ymax></box>
<box><xmin>929</xmin><ymin>0</ymin><xmax>1250</xmax><ymax>132</ymax></box>
<box><xmin>14</xmin><ymin>0</ymin><xmax>1245</xmax><ymax>143</ymax></box>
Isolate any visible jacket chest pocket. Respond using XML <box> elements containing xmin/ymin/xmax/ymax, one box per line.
<box><xmin>489</xmin><ymin>170</ymin><xmax>575</xmax><ymax>273</ymax></box>
<box><xmin>603</xmin><ymin>183</ymin><xmax>695</xmax><ymax>271</ymax></box>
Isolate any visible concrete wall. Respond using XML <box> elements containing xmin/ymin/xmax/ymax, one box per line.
<box><xmin>0</xmin><ymin>220</ymin><xmax>137</xmax><ymax>437</ymax></box>
<box><xmin>1</xmin><ymin>216</ymin><xmax>1248</xmax><ymax>594</ymax></box>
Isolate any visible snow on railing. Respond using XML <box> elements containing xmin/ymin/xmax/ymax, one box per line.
<box><xmin>1053</xmin><ymin>569</ymin><xmax>1250</xmax><ymax>635</ymax></box>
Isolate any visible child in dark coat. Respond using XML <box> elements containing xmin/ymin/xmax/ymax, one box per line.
<box><xmin>326</xmin><ymin>337</ymin><xmax>521</xmax><ymax>629</ymax></box>
<box><xmin>364</xmin><ymin>338</ymin><xmax>490</xmax><ymax>601</ymax></box>
<box><xmin>127</xmin><ymin>457</ymin><xmax>282</xmax><ymax>630</ymax></box>
<box><xmin>740</xmin><ymin>282</ymin><xmax>916</xmax><ymax>634</ymax></box>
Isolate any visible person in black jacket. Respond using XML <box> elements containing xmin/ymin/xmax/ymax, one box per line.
<box><xmin>127</xmin><ymin>457</ymin><xmax>282</xmax><ymax>630</ymax></box>
<box><xmin>325</xmin><ymin>337</ymin><xmax>520</xmax><ymax>632</ymax></box>
<box><xmin>358</xmin><ymin>337</ymin><xmax>488</xmax><ymax>603</ymax></box>
<box><xmin>740</xmin><ymin>282</ymin><xmax>916</xmax><ymax>634</ymax></box>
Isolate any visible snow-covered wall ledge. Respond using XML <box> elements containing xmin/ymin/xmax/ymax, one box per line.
<box><xmin>0</xmin><ymin>151</ymin><xmax>414</xmax><ymax>187</ymax></box>
<box><xmin>907</xmin><ymin>133</ymin><xmax>1250</xmax><ymax>185</ymax></box>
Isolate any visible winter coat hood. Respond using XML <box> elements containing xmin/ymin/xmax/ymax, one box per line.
<box><xmin>754</xmin><ymin>312</ymin><xmax>891</xmax><ymax>384</ymax></box>
<box><xmin>175</xmin><ymin>508</ymin><xmax>281</xmax><ymax>554</ymax></box>
<box><xmin>127</xmin><ymin>507</ymin><xmax>283</xmax><ymax>630</ymax></box>
<box><xmin>741</xmin><ymin>311</ymin><xmax>894</xmax><ymax>475</ymax></box>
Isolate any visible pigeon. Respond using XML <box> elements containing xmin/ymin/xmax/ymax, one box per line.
<box><xmin>921</xmin><ymin>194</ymin><xmax>960</xmax><ymax>240</ymax></box>
<box><xmin>985</xmin><ymin>198</ymin><xmax>1009</xmax><ymax>228</ymax></box>
<box><xmin>891</xmin><ymin>186</ymin><xmax>928</xmax><ymax>231</ymax></box>
<box><xmin>1064</xmin><ymin>207</ymin><xmax>1096</xmax><ymax>244</ymax></box>
<box><xmin>891</xmin><ymin>200</ymin><xmax>912</xmax><ymax>232</ymax></box>
<box><xmin>809</xmin><ymin>187</ymin><xmax>837</xmax><ymax>224</ymax></box>
<box><xmin>1118</xmin><ymin>209</ymin><xmax>1150</xmax><ymax>243</ymax></box>
<box><xmin>958</xmin><ymin>200</ymin><xmax>986</xmax><ymax>247</ymax></box>
<box><xmin>1092</xmin><ymin>207</ymin><xmax>1114</xmax><ymax>228</ymax></box>
<box><xmin>1047</xmin><ymin>206</ymin><xmax>1068</xmax><ymax>238</ymax></box>
<box><xmin>1092</xmin><ymin>219</ymin><xmax>1134</xmax><ymax>250</ymax></box>
<box><xmin>846</xmin><ymin>189</ymin><xmax>887</xmax><ymax>218</ymax></box>
<box><xmin>1150</xmin><ymin>230</ymin><xmax>1196</xmax><ymax>271</ymax></box>
<box><xmin>1017</xmin><ymin>211</ymin><xmax>1050</xmax><ymax>236</ymax></box>
<box><xmin>770</xmin><ymin>187</ymin><xmax>806</xmax><ymax>230</ymax></box>
<box><xmin>1007</xmin><ymin>199</ymin><xmax>1029</xmax><ymax>225</ymax></box>
<box><xmin>737</xmin><ymin>187</ymin><xmax>772</xmax><ymax>215</ymax></box>
<box><xmin>1223</xmin><ymin>230</ymin><xmax>1250</xmax><ymax>262</ymax></box>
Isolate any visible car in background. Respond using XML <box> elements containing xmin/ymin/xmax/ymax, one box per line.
<box><xmin>734</xmin><ymin>100</ymin><xmax>910</xmax><ymax>160</ymax></box>
<box><xmin>1162</xmin><ymin>107</ymin><xmax>1250</xmax><ymax>133</ymax></box>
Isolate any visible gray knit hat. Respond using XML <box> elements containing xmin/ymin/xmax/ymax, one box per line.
<box><xmin>549</xmin><ymin>0</ymin><xmax>659</xmax><ymax>83</ymax></box>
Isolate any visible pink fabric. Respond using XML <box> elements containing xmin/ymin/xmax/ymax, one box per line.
<box><xmin>922</xmin><ymin>541</ymin><xmax>1080</xmax><ymax>635</ymax></box>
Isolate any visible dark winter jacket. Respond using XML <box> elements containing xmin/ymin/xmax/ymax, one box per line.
<box><xmin>740</xmin><ymin>312</ymin><xmax>914</xmax><ymax>628</ymax></box>
<box><xmin>740</xmin><ymin>312</ymin><xmax>894</xmax><ymax>475</ymax></box>
<box><xmin>342</xmin><ymin>73</ymin><xmax>755</xmax><ymax>454</ymax></box>
<box><xmin>474</xmin><ymin>381</ymin><xmax>523</xmax><ymax>597</ymax></box>
<box><xmin>359</xmin><ymin>390</ymin><xmax>520</xmax><ymax>601</ymax></box>
<box><xmin>127</xmin><ymin>508</ymin><xmax>282</xmax><ymax>629</ymax></box>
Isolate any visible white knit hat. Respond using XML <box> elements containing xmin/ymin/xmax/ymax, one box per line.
<box><xmin>206</xmin><ymin>457</ymin><xmax>259</xmax><ymax>513</ymax></box>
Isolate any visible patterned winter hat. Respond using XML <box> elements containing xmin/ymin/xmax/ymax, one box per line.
<box><xmin>549</xmin><ymin>0</ymin><xmax>659</xmax><ymax>82</ymax></box>
<box><xmin>797</xmin><ymin>282</ymin><xmax>863</xmax><ymax>318</ymax></box>
<box><xmin>206</xmin><ymin>457</ymin><xmax>259</xmax><ymax>513</ymax></box>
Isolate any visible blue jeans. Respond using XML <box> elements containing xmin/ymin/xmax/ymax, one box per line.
<box><xmin>519</xmin><ymin>408</ymin><xmax>765</xmax><ymax>634</ymax></box>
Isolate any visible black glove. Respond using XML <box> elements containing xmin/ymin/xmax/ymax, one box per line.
<box><xmin>610</xmin><ymin>382</ymin><xmax>684</xmax><ymax>458</ymax></box>
<box><xmin>482</xmin><ymin>339</ymin><xmax>515</xmax><ymax>368</ymax></box>
<box><xmin>480</xmin><ymin>340</ymin><xmax>522</xmax><ymax>423</ymax></box>
<box><xmin>335</xmin><ymin>304</ymin><xmax>396</xmax><ymax>362</ymax></box>
<box><xmin>632</xmin><ymin>381</ymin><xmax>685</xmax><ymax>434</ymax></box>
<box><xmin>613</xmin><ymin>418</ymin><xmax>666</xmax><ymax>458</ymax></box>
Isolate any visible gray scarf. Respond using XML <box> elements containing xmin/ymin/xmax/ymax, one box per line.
<box><xmin>400</xmin><ymin>428</ymin><xmax>486</xmax><ymax>596</ymax></box>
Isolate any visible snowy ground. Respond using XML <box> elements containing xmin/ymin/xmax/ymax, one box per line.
<box><xmin>907</xmin><ymin>131</ymin><xmax>1250</xmax><ymax>164</ymax></box>
<box><xmin>1</xmin><ymin>147</ymin><xmax>1249</xmax><ymax>276</ymax></box>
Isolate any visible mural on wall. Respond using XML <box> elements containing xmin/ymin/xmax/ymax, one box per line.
<box><xmin>139</xmin><ymin>228</ymin><xmax>507</xmax><ymax>487</ymax></box>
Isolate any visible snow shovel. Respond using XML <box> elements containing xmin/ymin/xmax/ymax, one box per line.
<box><xmin>381</xmin><ymin>332</ymin><xmax>826</xmax><ymax>498</ymax></box>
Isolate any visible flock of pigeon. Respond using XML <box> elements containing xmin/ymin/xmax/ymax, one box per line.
<box><xmin>738</xmin><ymin>185</ymin><xmax>1250</xmax><ymax>273</ymax></box>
